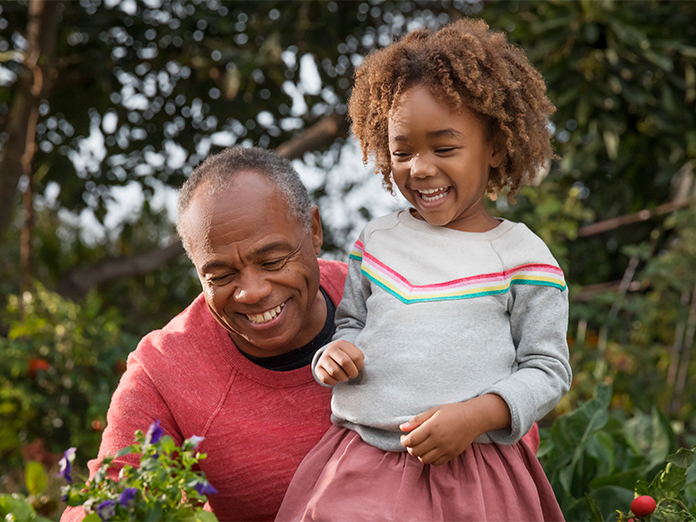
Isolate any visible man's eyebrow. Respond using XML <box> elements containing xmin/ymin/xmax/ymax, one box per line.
<box><xmin>254</xmin><ymin>241</ymin><xmax>292</xmax><ymax>256</ymax></box>
<box><xmin>200</xmin><ymin>260</ymin><xmax>230</xmax><ymax>273</ymax></box>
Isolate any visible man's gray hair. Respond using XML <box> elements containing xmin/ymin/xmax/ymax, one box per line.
<box><xmin>176</xmin><ymin>146</ymin><xmax>313</xmax><ymax>254</ymax></box>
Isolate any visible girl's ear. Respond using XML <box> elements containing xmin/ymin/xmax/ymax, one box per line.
<box><xmin>489</xmin><ymin>137</ymin><xmax>505</xmax><ymax>169</ymax></box>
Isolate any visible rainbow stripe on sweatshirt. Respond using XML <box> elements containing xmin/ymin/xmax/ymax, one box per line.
<box><xmin>349</xmin><ymin>240</ymin><xmax>567</xmax><ymax>304</ymax></box>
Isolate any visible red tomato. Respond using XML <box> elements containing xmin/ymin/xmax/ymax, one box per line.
<box><xmin>631</xmin><ymin>495</ymin><xmax>656</xmax><ymax>517</ymax></box>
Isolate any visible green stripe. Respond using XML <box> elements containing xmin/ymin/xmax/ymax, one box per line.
<box><xmin>362</xmin><ymin>269</ymin><xmax>566</xmax><ymax>304</ymax></box>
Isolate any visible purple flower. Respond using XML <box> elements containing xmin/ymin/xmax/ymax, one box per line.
<box><xmin>194</xmin><ymin>481</ymin><xmax>218</xmax><ymax>496</ymax></box>
<box><xmin>146</xmin><ymin>419</ymin><xmax>164</xmax><ymax>445</ymax></box>
<box><xmin>96</xmin><ymin>499</ymin><xmax>116</xmax><ymax>521</ymax></box>
<box><xmin>118</xmin><ymin>487</ymin><xmax>137</xmax><ymax>508</ymax></box>
<box><xmin>58</xmin><ymin>447</ymin><xmax>76</xmax><ymax>484</ymax></box>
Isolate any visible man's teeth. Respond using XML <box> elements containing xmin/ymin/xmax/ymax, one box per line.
<box><xmin>247</xmin><ymin>304</ymin><xmax>284</xmax><ymax>324</ymax></box>
<box><xmin>419</xmin><ymin>187</ymin><xmax>449</xmax><ymax>202</ymax></box>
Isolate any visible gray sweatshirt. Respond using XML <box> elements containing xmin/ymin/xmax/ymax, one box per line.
<box><xmin>313</xmin><ymin>210</ymin><xmax>572</xmax><ymax>452</ymax></box>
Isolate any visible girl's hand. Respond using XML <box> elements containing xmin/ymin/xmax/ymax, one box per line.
<box><xmin>399</xmin><ymin>394</ymin><xmax>511</xmax><ymax>466</ymax></box>
<box><xmin>315</xmin><ymin>340</ymin><xmax>365</xmax><ymax>386</ymax></box>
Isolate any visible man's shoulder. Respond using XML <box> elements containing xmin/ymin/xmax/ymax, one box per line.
<box><xmin>131</xmin><ymin>294</ymin><xmax>222</xmax><ymax>363</ymax></box>
<box><xmin>318</xmin><ymin>258</ymin><xmax>348</xmax><ymax>304</ymax></box>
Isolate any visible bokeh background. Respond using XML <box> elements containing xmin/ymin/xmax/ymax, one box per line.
<box><xmin>1</xmin><ymin>1</ymin><xmax>695</xmax><ymax>520</ymax></box>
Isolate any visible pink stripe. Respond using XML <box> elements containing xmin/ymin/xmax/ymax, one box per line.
<box><xmin>362</xmin><ymin>251</ymin><xmax>562</xmax><ymax>291</ymax></box>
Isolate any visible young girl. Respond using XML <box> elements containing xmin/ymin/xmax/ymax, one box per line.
<box><xmin>276</xmin><ymin>18</ymin><xmax>571</xmax><ymax>522</ymax></box>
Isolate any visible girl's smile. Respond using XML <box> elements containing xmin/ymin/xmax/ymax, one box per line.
<box><xmin>388</xmin><ymin>85</ymin><xmax>503</xmax><ymax>233</ymax></box>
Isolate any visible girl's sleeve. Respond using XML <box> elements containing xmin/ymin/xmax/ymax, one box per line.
<box><xmin>311</xmin><ymin>234</ymin><xmax>371</xmax><ymax>377</ymax></box>
<box><xmin>481</xmin><ymin>282</ymin><xmax>572</xmax><ymax>445</ymax></box>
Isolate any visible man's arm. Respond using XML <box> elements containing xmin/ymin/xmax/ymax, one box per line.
<box><xmin>60</xmin><ymin>354</ymin><xmax>182</xmax><ymax>521</ymax></box>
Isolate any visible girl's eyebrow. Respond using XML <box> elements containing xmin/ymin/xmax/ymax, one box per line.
<box><xmin>427</xmin><ymin>128</ymin><xmax>462</xmax><ymax>139</ymax></box>
<box><xmin>390</xmin><ymin>128</ymin><xmax>462</xmax><ymax>142</ymax></box>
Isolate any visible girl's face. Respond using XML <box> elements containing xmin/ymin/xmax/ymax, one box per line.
<box><xmin>388</xmin><ymin>84</ymin><xmax>503</xmax><ymax>233</ymax></box>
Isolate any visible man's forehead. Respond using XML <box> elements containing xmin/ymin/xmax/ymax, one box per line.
<box><xmin>181</xmin><ymin>172</ymin><xmax>303</xmax><ymax>262</ymax></box>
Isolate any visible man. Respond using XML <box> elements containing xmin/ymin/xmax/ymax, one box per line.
<box><xmin>61</xmin><ymin>146</ymin><xmax>348</xmax><ymax>521</ymax></box>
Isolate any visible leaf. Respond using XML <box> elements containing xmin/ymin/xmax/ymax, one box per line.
<box><xmin>587</xmin><ymin>431</ymin><xmax>615</xmax><ymax>476</ymax></box>
<box><xmin>587</xmin><ymin>486</ymin><xmax>636</xmax><ymax>522</ymax></box>
<box><xmin>115</xmin><ymin>445</ymin><xmax>134</xmax><ymax>458</ymax></box>
<box><xmin>0</xmin><ymin>493</ymin><xmax>37</xmax><ymax>520</ymax></box>
<box><xmin>24</xmin><ymin>461</ymin><xmax>48</xmax><ymax>497</ymax></box>
<box><xmin>624</xmin><ymin>408</ymin><xmax>672</xmax><ymax>469</ymax></box>
<box><xmin>585</xmin><ymin>492</ymin><xmax>605</xmax><ymax>522</ymax></box>
<box><xmin>160</xmin><ymin>435</ymin><xmax>176</xmax><ymax>455</ymax></box>
<box><xmin>194</xmin><ymin>510</ymin><xmax>220</xmax><ymax>522</ymax></box>
<box><xmin>83</xmin><ymin>514</ymin><xmax>102</xmax><ymax>522</ymax></box>
<box><xmin>652</xmin><ymin>462</ymin><xmax>687</xmax><ymax>499</ymax></box>
<box><xmin>666</xmin><ymin>447</ymin><xmax>695</xmax><ymax>470</ymax></box>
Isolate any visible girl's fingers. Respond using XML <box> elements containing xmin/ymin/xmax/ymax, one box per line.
<box><xmin>315</xmin><ymin>366</ymin><xmax>339</xmax><ymax>386</ymax></box>
<box><xmin>402</xmin><ymin>431</ymin><xmax>434</xmax><ymax>456</ymax></box>
<box><xmin>414</xmin><ymin>447</ymin><xmax>441</xmax><ymax>465</ymax></box>
<box><xmin>329</xmin><ymin>351</ymin><xmax>360</xmax><ymax>379</ymax></box>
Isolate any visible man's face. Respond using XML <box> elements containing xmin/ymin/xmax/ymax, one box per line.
<box><xmin>182</xmin><ymin>170</ymin><xmax>325</xmax><ymax>357</ymax></box>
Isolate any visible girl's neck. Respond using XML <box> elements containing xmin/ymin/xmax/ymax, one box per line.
<box><xmin>409</xmin><ymin>207</ymin><xmax>501</xmax><ymax>233</ymax></box>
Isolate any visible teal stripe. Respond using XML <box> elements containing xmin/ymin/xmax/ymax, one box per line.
<box><xmin>362</xmin><ymin>268</ymin><xmax>565</xmax><ymax>304</ymax></box>
<box><xmin>349</xmin><ymin>253</ymin><xmax>362</xmax><ymax>261</ymax></box>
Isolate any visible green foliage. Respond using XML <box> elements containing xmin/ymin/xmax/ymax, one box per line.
<box><xmin>61</xmin><ymin>426</ymin><xmax>218</xmax><ymax>521</ymax></box>
<box><xmin>539</xmin><ymin>385</ymin><xmax>677</xmax><ymax>521</ymax></box>
<box><xmin>0</xmin><ymin>493</ymin><xmax>52</xmax><ymax>522</ymax></box>
<box><xmin>0</xmin><ymin>284</ymin><xmax>137</xmax><ymax>467</ymax></box>
<box><xmin>0</xmin><ymin>458</ymin><xmax>53</xmax><ymax>522</ymax></box>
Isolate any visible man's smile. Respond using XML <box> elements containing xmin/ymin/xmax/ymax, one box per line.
<box><xmin>245</xmin><ymin>302</ymin><xmax>286</xmax><ymax>325</ymax></box>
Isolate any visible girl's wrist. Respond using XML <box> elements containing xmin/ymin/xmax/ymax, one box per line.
<box><xmin>469</xmin><ymin>394</ymin><xmax>512</xmax><ymax>435</ymax></box>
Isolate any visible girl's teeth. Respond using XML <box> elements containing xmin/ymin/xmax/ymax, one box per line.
<box><xmin>419</xmin><ymin>188</ymin><xmax>449</xmax><ymax>201</ymax></box>
<box><xmin>248</xmin><ymin>304</ymin><xmax>284</xmax><ymax>324</ymax></box>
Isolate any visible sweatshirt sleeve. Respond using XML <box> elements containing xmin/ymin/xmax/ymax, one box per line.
<box><xmin>311</xmin><ymin>235</ymin><xmax>371</xmax><ymax>381</ymax></box>
<box><xmin>481</xmin><ymin>282</ymin><xmax>572</xmax><ymax>445</ymax></box>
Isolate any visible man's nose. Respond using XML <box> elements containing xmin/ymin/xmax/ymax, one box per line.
<box><xmin>233</xmin><ymin>270</ymin><xmax>272</xmax><ymax>304</ymax></box>
<box><xmin>410</xmin><ymin>154</ymin><xmax>437</xmax><ymax>179</ymax></box>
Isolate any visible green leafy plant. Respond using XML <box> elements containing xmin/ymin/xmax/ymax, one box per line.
<box><xmin>60</xmin><ymin>421</ymin><xmax>219</xmax><ymax>521</ymax></box>
<box><xmin>0</xmin><ymin>460</ymin><xmax>53</xmax><ymax>521</ymax></box>
<box><xmin>539</xmin><ymin>384</ymin><xmax>696</xmax><ymax>521</ymax></box>
<box><xmin>614</xmin><ymin>445</ymin><xmax>696</xmax><ymax>521</ymax></box>
<box><xmin>0</xmin><ymin>284</ymin><xmax>137</xmax><ymax>467</ymax></box>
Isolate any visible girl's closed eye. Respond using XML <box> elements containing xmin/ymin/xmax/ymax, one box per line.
<box><xmin>391</xmin><ymin>150</ymin><xmax>412</xmax><ymax>159</ymax></box>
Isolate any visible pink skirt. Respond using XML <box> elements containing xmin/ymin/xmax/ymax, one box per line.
<box><xmin>276</xmin><ymin>425</ymin><xmax>564</xmax><ymax>522</ymax></box>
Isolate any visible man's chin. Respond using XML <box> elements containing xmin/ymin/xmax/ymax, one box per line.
<box><xmin>229</xmin><ymin>328</ymin><xmax>299</xmax><ymax>358</ymax></box>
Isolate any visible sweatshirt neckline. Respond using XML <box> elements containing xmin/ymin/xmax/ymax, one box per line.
<box><xmin>397</xmin><ymin>209</ymin><xmax>516</xmax><ymax>241</ymax></box>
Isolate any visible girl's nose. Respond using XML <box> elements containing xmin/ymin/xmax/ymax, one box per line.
<box><xmin>410</xmin><ymin>154</ymin><xmax>436</xmax><ymax>179</ymax></box>
<box><xmin>233</xmin><ymin>270</ymin><xmax>272</xmax><ymax>304</ymax></box>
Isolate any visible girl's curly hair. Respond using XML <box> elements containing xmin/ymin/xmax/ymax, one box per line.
<box><xmin>348</xmin><ymin>18</ymin><xmax>556</xmax><ymax>198</ymax></box>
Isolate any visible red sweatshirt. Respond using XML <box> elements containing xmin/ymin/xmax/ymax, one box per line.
<box><xmin>61</xmin><ymin>259</ymin><xmax>348</xmax><ymax>522</ymax></box>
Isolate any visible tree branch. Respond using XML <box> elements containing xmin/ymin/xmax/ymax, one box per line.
<box><xmin>275</xmin><ymin>111</ymin><xmax>350</xmax><ymax>159</ymax></box>
<box><xmin>577</xmin><ymin>197</ymin><xmax>694</xmax><ymax>237</ymax></box>
<box><xmin>58</xmin><ymin>240</ymin><xmax>185</xmax><ymax>300</ymax></box>
<box><xmin>55</xmin><ymin>111</ymin><xmax>350</xmax><ymax>299</ymax></box>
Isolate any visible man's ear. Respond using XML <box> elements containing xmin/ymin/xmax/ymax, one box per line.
<box><xmin>310</xmin><ymin>206</ymin><xmax>323</xmax><ymax>255</ymax></box>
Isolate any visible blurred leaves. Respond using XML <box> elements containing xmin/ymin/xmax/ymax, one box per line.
<box><xmin>0</xmin><ymin>284</ymin><xmax>137</xmax><ymax>467</ymax></box>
